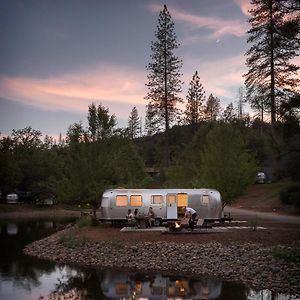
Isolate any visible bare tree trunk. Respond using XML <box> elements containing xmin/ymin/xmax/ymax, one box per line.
<box><xmin>164</xmin><ymin>31</ymin><xmax>169</xmax><ymax>166</ymax></box>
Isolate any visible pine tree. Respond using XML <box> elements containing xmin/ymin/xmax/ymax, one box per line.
<box><xmin>250</xmin><ymin>85</ymin><xmax>269</xmax><ymax>123</ymax></box>
<box><xmin>185</xmin><ymin>71</ymin><xmax>206</xmax><ymax>124</ymax></box>
<box><xmin>204</xmin><ymin>94</ymin><xmax>221</xmax><ymax>122</ymax></box>
<box><xmin>244</xmin><ymin>0</ymin><xmax>300</xmax><ymax>125</ymax></box>
<box><xmin>144</xmin><ymin>103</ymin><xmax>159</xmax><ymax>136</ymax></box>
<box><xmin>127</xmin><ymin>106</ymin><xmax>141</xmax><ymax>139</ymax></box>
<box><xmin>145</xmin><ymin>4</ymin><xmax>183</xmax><ymax>132</ymax></box>
<box><xmin>222</xmin><ymin>102</ymin><xmax>236</xmax><ymax>123</ymax></box>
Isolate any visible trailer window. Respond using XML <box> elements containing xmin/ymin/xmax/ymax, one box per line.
<box><xmin>151</xmin><ymin>195</ymin><xmax>164</xmax><ymax>204</ymax></box>
<box><xmin>167</xmin><ymin>194</ymin><xmax>176</xmax><ymax>204</ymax></box>
<box><xmin>178</xmin><ymin>193</ymin><xmax>188</xmax><ymax>207</ymax></box>
<box><xmin>202</xmin><ymin>195</ymin><xmax>209</xmax><ymax>205</ymax></box>
<box><xmin>116</xmin><ymin>195</ymin><xmax>128</xmax><ymax>206</ymax></box>
<box><xmin>130</xmin><ymin>195</ymin><xmax>142</xmax><ymax>206</ymax></box>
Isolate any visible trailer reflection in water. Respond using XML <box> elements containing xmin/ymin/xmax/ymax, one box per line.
<box><xmin>101</xmin><ymin>271</ymin><xmax>222</xmax><ymax>300</ymax></box>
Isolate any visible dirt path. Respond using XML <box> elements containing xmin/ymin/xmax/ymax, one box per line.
<box><xmin>225</xmin><ymin>206</ymin><xmax>300</xmax><ymax>224</ymax></box>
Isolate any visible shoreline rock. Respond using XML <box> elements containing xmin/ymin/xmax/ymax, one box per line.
<box><xmin>23</xmin><ymin>227</ymin><xmax>300</xmax><ymax>297</ymax></box>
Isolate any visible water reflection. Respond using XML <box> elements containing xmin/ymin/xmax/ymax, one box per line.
<box><xmin>101</xmin><ymin>271</ymin><xmax>222</xmax><ymax>299</ymax></box>
<box><xmin>0</xmin><ymin>218</ymin><xmax>297</xmax><ymax>300</ymax></box>
<box><xmin>7</xmin><ymin>223</ymin><xmax>18</xmax><ymax>235</ymax></box>
<box><xmin>0</xmin><ymin>218</ymin><xmax>75</xmax><ymax>300</ymax></box>
<box><xmin>40</xmin><ymin>268</ymin><xmax>296</xmax><ymax>300</ymax></box>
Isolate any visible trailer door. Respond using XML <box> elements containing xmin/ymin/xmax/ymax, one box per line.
<box><xmin>177</xmin><ymin>193</ymin><xmax>188</xmax><ymax>217</ymax></box>
<box><xmin>166</xmin><ymin>194</ymin><xmax>177</xmax><ymax>219</ymax></box>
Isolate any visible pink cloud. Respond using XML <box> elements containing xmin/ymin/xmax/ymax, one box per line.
<box><xmin>233</xmin><ymin>0</ymin><xmax>252</xmax><ymax>16</ymax></box>
<box><xmin>0</xmin><ymin>65</ymin><xmax>147</xmax><ymax>114</ymax></box>
<box><xmin>148</xmin><ymin>3</ymin><xmax>247</xmax><ymax>38</ymax></box>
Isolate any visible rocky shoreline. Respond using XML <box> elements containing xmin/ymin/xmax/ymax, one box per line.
<box><xmin>23</xmin><ymin>227</ymin><xmax>300</xmax><ymax>297</ymax></box>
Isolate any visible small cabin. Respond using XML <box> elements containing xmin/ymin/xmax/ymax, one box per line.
<box><xmin>100</xmin><ymin>188</ymin><xmax>223</xmax><ymax>224</ymax></box>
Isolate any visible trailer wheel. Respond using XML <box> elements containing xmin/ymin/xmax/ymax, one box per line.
<box><xmin>154</xmin><ymin>218</ymin><xmax>162</xmax><ymax>226</ymax></box>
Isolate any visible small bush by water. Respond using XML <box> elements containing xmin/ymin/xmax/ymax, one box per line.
<box><xmin>58</xmin><ymin>231</ymin><xmax>88</xmax><ymax>248</ymax></box>
<box><xmin>76</xmin><ymin>217</ymin><xmax>91</xmax><ymax>228</ymax></box>
<box><xmin>272</xmin><ymin>246</ymin><xmax>300</xmax><ymax>263</ymax></box>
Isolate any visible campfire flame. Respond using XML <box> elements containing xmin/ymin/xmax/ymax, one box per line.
<box><xmin>175</xmin><ymin>222</ymin><xmax>181</xmax><ymax>228</ymax></box>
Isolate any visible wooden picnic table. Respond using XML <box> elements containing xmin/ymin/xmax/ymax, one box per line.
<box><xmin>134</xmin><ymin>215</ymin><xmax>150</xmax><ymax>229</ymax></box>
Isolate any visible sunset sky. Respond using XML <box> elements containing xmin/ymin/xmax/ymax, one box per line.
<box><xmin>0</xmin><ymin>0</ymin><xmax>253</xmax><ymax>138</ymax></box>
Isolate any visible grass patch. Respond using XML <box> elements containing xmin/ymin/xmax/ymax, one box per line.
<box><xmin>235</xmin><ymin>179</ymin><xmax>295</xmax><ymax>210</ymax></box>
<box><xmin>58</xmin><ymin>231</ymin><xmax>88</xmax><ymax>248</ymax></box>
<box><xmin>272</xmin><ymin>246</ymin><xmax>300</xmax><ymax>263</ymax></box>
<box><xmin>90</xmin><ymin>218</ymin><xmax>100</xmax><ymax>227</ymax></box>
<box><xmin>76</xmin><ymin>217</ymin><xmax>92</xmax><ymax>228</ymax></box>
<box><xmin>76</xmin><ymin>216</ymin><xmax>100</xmax><ymax>228</ymax></box>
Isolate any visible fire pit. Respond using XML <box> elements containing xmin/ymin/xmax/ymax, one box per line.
<box><xmin>169</xmin><ymin>222</ymin><xmax>182</xmax><ymax>232</ymax></box>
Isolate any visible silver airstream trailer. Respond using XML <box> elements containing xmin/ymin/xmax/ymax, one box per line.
<box><xmin>100</xmin><ymin>188</ymin><xmax>223</xmax><ymax>224</ymax></box>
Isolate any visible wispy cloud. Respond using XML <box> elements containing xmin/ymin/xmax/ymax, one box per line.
<box><xmin>148</xmin><ymin>3</ymin><xmax>247</xmax><ymax>38</ymax></box>
<box><xmin>233</xmin><ymin>0</ymin><xmax>252</xmax><ymax>16</ymax></box>
<box><xmin>0</xmin><ymin>64</ymin><xmax>147</xmax><ymax>114</ymax></box>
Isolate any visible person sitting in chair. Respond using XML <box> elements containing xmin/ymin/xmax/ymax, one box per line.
<box><xmin>126</xmin><ymin>209</ymin><xmax>134</xmax><ymax>223</ymax></box>
<box><xmin>147</xmin><ymin>206</ymin><xmax>155</xmax><ymax>227</ymax></box>
<box><xmin>133</xmin><ymin>208</ymin><xmax>140</xmax><ymax>228</ymax></box>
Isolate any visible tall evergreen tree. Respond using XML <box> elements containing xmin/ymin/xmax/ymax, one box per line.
<box><xmin>185</xmin><ymin>71</ymin><xmax>206</xmax><ymax>124</ymax></box>
<box><xmin>145</xmin><ymin>4</ymin><xmax>183</xmax><ymax>132</ymax></box>
<box><xmin>144</xmin><ymin>103</ymin><xmax>159</xmax><ymax>136</ymax></box>
<box><xmin>222</xmin><ymin>102</ymin><xmax>236</xmax><ymax>123</ymax></box>
<box><xmin>244</xmin><ymin>0</ymin><xmax>300</xmax><ymax>125</ymax></box>
<box><xmin>251</xmin><ymin>84</ymin><xmax>269</xmax><ymax>123</ymax></box>
<box><xmin>127</xmin><ymin>106</ymin><xmax>141</xmax><ymax>139</ymax></box>
<box><xmin>204</xmin><ymin>94</ymin><xmax>221</xmax><ymax>122</ymax></box>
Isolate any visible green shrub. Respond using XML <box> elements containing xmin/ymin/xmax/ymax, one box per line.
<box><xmin>76</xmin><ymin>217</ymin><xmax>91</xmax><ymax>228</ymax></box>
<box><xmin>279</xmin><ymin>183</ymin><xmax>300</xmax><ymax>209</ymax></box>
<box><xmin>90</xmin><ymin>218</ymin><xmax>99</xmax><ymax>227</ymax></box>
<box><xmin>272</xmin><ymin>246</ymin><xmax>300</xmax><ymax>263</ymax></box>
<box><xmin>58</xmin><ymin>232</ymin><xmax>88</xmax><ymax>248</ymax></box>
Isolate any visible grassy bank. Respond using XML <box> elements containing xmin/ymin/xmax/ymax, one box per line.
<box><xmin>233</xmin><ymin>180</ymin><xmax>299</xmax><ymax>214</ymax></box>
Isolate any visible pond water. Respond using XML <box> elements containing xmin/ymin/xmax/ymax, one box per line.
<box><xmin>0</xmin><ymin>218</ymin><xmax>296</xmax><ymax>300</ymax></box>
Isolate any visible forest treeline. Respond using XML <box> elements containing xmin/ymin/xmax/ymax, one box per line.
<box><xmin>0</xmin><ymin>99</ymin><xmax>299</xmax><ymax>212</ymax></box>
